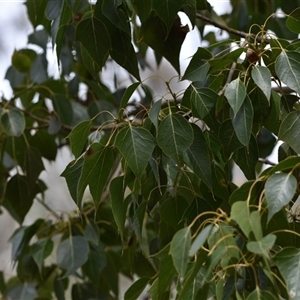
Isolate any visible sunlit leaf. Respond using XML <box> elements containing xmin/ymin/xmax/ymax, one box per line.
<box><xmin>157</xmin><ymin>114</ymin><xmax>193</xmax><ymax>166</ymax></box>
<box><xmin>265</xmin><ymin>173</ymin><xmax>297</xmax><ymax>222</ymax></box>
<box><xmin>57</xmin><ymin>236</ymin><xmax>89</xmax><ymax>277</ymax></box>
<box><xmin>169</xmin><ymin>227</ymin><xmax>191</xmax><ymax>277</ymax></box>
<box><xmin>275</xmin><ymin>51</ymin><xmax>300</xmax><ymax>94</ymax></box>
<box><xmin>1</xmin><ymin>109</ymin><xmax>25</xmax><ymax>137</ymax></box>
<box><xmin>115</xmin><ymin>125</ymin><xmax>156</xmax><ymax>177</ymax></box>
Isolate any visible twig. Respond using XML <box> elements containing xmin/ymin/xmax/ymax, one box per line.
<box><xmin>258</xmin><ymin>158</ymin><xmax>276</xmax><ymax>166</ymax></box>
<box><xmin>218</xmin><ymin>62</ymin><xmax>237</xmax><ymax>96</ymax></box>
<box><xmin>36</xmin><ymin>197</ymin><xmax>62</xmax><ymax>220</ymax></box>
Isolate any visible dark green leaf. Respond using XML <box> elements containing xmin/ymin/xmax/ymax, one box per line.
<box><xmin>1</xmin><ymin>109</ymin><xmax>25</xmax><ymax>137</ymax></box>
<box><xmin>182</xmin><ymin>47</ymin><xmax>212</xmax><ymax>82</ymax></box>
<box><xmin>119</xmin><ymin>82</ymin><xmax>140</xmax><ymax>113</ymax></box>
<box><xmin>278</xmin><ymin>111</ymin><xmax>300</xmax><ymax>154</ymax></box>
<box><xmin>78</xmin><ymin>144</ymin><xmax>114</xmax><ymax>208</ymax></box>
<box><xmin>149</xmin><ymin>99</ymin><xmax>162</xmax><ymax>130</ymax></box>
<box><xmin>31</xmin><ymin>238</ymin><xmax>54</xmax><ymax>274</ymax></box>
<box><xmin>157</xmin><ymin>114</ymin><xmax>193</xmax><ymax>166</ymax></box>
<box><xmin>52</xmin><ymin>94</ymin><xmax>73</xmax><ymax>125</ymax></box>
<box><xmin>158</xmin><ymin>255</ymin><xmax>176</xmax><ymax>298</ymax></box>
<box><xmin>124</xmin><ymin>278</ymin><xmax>150</xmax><ymax>300</ymax></box>
<box><xmin>225</xmin><ymin>78</ymin><xmax>246</xmax><ymax>117</ymax></box>
<box><xmin>76</xmin><ymin>16</ymin><xmax>111</xmax><ymax>70</ymax></box>
<box><xmin>67</xmin><ymin>120</ymin><xmax>91</xmax><ymax>158</ymax></box>
<box><xmin>251</xmin><ymin>66</ymin><xmax>272</xmax><ymax>100</ymax></box>
<box><xmin>286</xmin><ymin>8</ymin><xmax>300</xmax><ymax>33</ymax></box>
<box><xmin>275</xmin><ymin>51</ymin><xmax>300</xmax><ymax>94</ymax></box>
<box><xmin>25</xmin><ymin>146</ymin><xmax>45</xmax><ymax>191</ymax></box>
<box><xmin>57</xmin><ymin>236</ymin><xmax>89</xmax><ymax>277</ymax></box>
<box><xmin>169</xmin><ymin>227</ymin><xmax>191</xmax><ymax>277</ymax></box>
<box><xmin>246</xmin><ymin>289</ymin><xmax>278</xmax><ymax>300</ymax></box>
<box><xmin>265</xmin><ymin>173</ymin><xmax>297</xmax><ymax>222</ymax></box>
<box><xmin>274</xmin><ymin>248</ymin><xmax>300</xmax><ymax>299</ymax></box>
<box><xmin>184</xmin><ymin>124</ymin><xmax>212</xmax><ymax>188</ymax></box>
<box><xmin>115</xmin><ymin>125</ymin><xmax>156</xmax><ymax>178</ymax></box>
<box><xmin>231</xmin><ymin>96</ymin><xmax>253</xmax><ymax>146</ymax></box>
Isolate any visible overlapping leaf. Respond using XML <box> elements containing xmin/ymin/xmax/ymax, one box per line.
<box><xmin>225</xmin><ymin>78</ymin><xmax>246</xmax><ymax>117</ymax></box>
<box><xmin>251</xmin><ymin>66</ymin><xmax>272</xmax><ymax>100</ymax></box>
<box><xmin>157</xmin><ymin>114</ymin><xmax>193</xmax><ymax>166</ymax></box>
<box><xmin>0</xmin><ymin>109</ymin><xmax>25</xmax><ymax>137</ymax></box>
<box><xmin>115</xmin><ymin>125</ymin><xmax>156</xmax><ymax>177</ymax></box>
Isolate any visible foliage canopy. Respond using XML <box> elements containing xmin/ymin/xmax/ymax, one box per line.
<box><xmin>2</xmin><ymin>0</ymin><xmax>300</xmax><ymax>299</ymax></box>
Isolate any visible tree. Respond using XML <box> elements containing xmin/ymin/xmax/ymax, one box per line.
<box><xmin>1</xmin><ymin>0</ymin><xmax>300</xmax><ymax>299</ymax></box>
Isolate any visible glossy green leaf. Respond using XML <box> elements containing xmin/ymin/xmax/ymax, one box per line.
<box><xmin>247</xmin><ymin>234</ymin><xmax>276</xmax><ymax>258</ymax></box>
<box><xmin>124</xmin><ymin>277</ymin><xmax>150</xmax><ymax>300</ymax></box>
<box><xmin>231</xmin><ymin>96</ymin><xmax>253</xmax><ymax>146</ymax></box>
<box><xmin>25</xmin><ymin>146</ymin><xmax>45</xmax><ymax>191</ymax></box>
<box><xmin>115</xmin><ymin>125</ymin><xmax>156</xmax><ymax>178</ymax></box>
<box><xmin>286</xmin><ymin>8</ymin><xmax>300</xmax><ymax>33</ymax></box>
<box><xmin>182</xmin><ymin>47</ymin><xmax>212</xmax><ymax>82</ymax></box>
<box><xmin>189</xmin><ymin>224</ymin><xmax>213</xmax><ymax>257</ymax></box>
<box><xmin>225</xmin><ymin>78</ymin><xmax>246</xmax><ymax>117</ymax></box>
<box><xmin>251</xmin><ymin>66</ymin><xmax>272</xmax><ymax>100</ymax></box>
<box><xmin>157</xmin><ymin>114</ymin><xmax>193</xmax><ymax>166</ymax></box>
<box><xmin>275</xmin><ymin>51</ymin><xmax>300</xmax><ymax>94</ymax></box>
<box><xmin>76</xmin><ymin>16</ymin><xmax>111</xmax><ymax>70</ymax></box>
<box><xmin>265</xmin><ymin>173</ymin><xmax>297</xmax><ymax>222</ymax></box>
<box><xmin>274</xmin><ymin>248</ymin><xmax>300</xmax><ymax>299</ymax></box>
<box><xmin>57</xmin><ymin>236</ymin><xmax>89</xmax><ymax>277</ymax></box>
<box><xmin>169</xmin><ymin>227</ymin><xmax>191</xmax><ymax>277</ymax></box>
<box><xmin>31</xmin><ymin>238</ymin><xmax>54</xmax><ymax>274</ymax></box>
<box><xmin>1</xmin><ymin>109</ymin><xmax>25</xmax><ymax>137</ymax></box>
<box><xmin>61</xmin><ymin>158</ymin><xmax>84</xmax><ymax>204</ymax></box>
<box><xmin>278</xmin><ymin>111</ymin><xmax>300</xmax><ymax>154</ymax></box>
<box><xmin>184</xmin><ymin>124</ymin><xmax>212</xmax><ymax>188</ymax></box>
<box><xmin>78</xmin><ymin>144</ymin><xmax>114</xmax><ymax>207</ymax></box>
<box><xmin>67</xmin><ymin>120</ymin><xmax>91</xmax><ymax>158</ymax></box>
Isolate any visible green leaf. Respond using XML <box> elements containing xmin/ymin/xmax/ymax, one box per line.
<box><xmin>246</xmin><ymin>289</ymin><xmax>278</xmax><ymax>300</ymax></box>
<box><xmin>25</xmin><ymin>0</ymin><xmax>49</xmax><ymax>28</ymax></box>
<box><xmin>251</xmin><ymin>66</ymin><xmax>272</xmax><ymax>100</ymax></box>
<box><xmin>225</xmin><ymin>78</ymin><xmax>246</xmax><ymax>117</ymax></box>
<box><xmin>141</xmin><ymin>16</ymin><xmax>188</xmax><ymax>74</ymax></box>
<box><xmin>184</xmin><ymin>124</ymin><xmax>212</xmax><ymax>188</ymax></box>
<box><xmin>246</xmin><ymin>234</ymin><xmax>276</xmax><ymax>258</ymax></box>
<box><xmin>169</xmin><ymin>227</ymin><xmax>191</xmax><ymax>277</ymax></box>
<box><xmin>149</xmin><ymin>99</ymin><xmax>162</xmax><ymax>130</ymax></box>
<box><xmin>6</xmin><ymin>283</ymin><xmax>37</xmax><ymax>300</ymax></box>
<box><xmin>157</xmin><ymin>114</ymin><xmax>193</xmax><ymax>166</ymax></box>
<box><xmin>52</xmin><ymin>94</ymin><xmax>73</xmax><ymax>125</ymax></box>
<box><xmin>110</xmin><ymin>176</ymin><xmax>130</xmax><ymax>240</ymax></box>
<box><xmin>46</xmin><ymin>0</ymin><xmax>63</xmax><ymax>20</ymax></box>
<box><xmin>76</xmin><ymin>16</ymin><xmax>111</xmax><ymax>70</ymax></box>
<box><xmin>189</xmin><ymin>224</ymin><xmax>213</xmax><ymax>257</ymax></box>
<box><xmin>31</xmin><ymin>238</ymin><xmax>54</xmax><ymax>274</ymax></box>
<box><xmin>286</xmin><ymin>8</ymin><xmax>300</xmax><ymax>33</ymax></box>
<box><xmin>265</xmin><ymin>173</ymin><xmax>297</xmax><ymax>222</ymax></box>
<box><xmin>115</xmin><ymin>125</ymin><xmax>156</xmax><ymax>177</ymax></box>
<box><xmin>4</xmin><ymin>176</ymin><xmax>46</xmax><ymax>224</ymax></box>
<box><xmin>78</xmin><ymin>144</ymin><xmax>114</xmax><ymax>208</ymax></box>
<box><xmin>265</xmin><ymin>156</ymin><xmax>300</xmax><ymax>175</ymax></box>
<box><xmin>119</xmin><ymin>82</ymin><xmax>140</xmax><ymax>114</ymax></box>
<box><xmin>67</xmin><ymin>120</ymin><xmax>91</xmax><ymax>158</ymax></box>
<box><xmin>275</xmin><ymin>51</ymin><xmax>300</xmax><ymax>94</ymax></box>
<box><xmin>274</xmin><ymin>248</ymin><xmax>300</xmax><ymax>299</ymax></box>
<box><xmin>231</xmin><ymin>96</ymin><xmax>253</xmax><ymax>146</ymax></box>
<box><xmin>57</xmin><ymin>236</ymin><xmax>89</xmax><ymax>277</ymax></box>
<box><xmin>60</xmin><ymin>158</ymin><xmax>84</xmax><ymax>204</ymax></box>
<box><xmin>278</xmin><ymin>111</ymin><xmax>300</xmax><ymax>154</ymax></box>
<box><xmin>1</xmin><ymin>109</ymin><xmax>25</xmax><ymax>137</ymax></box>
<box><xmin>124</xmin><ymin>277</ymin><xmax>150</xmax><ymax>300</ymax></box>
<box><xmin>182</xmin><ymin>47</ymin><xmax>212</xmax><ymax>82</ymax></box>
<box><xmin>158</xmin><ymin>255</ymin><xmax>176</xmax><ymax>298</ymax></box>
<box><xmin>25</xmin><ymin>146</ymin><xmax>45</xmax><ymax>191</ymax></box>
<box><xmin>190</xmin><ymin>87</ymin><xmax>218</xmax><ymax>131</ymax></box>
